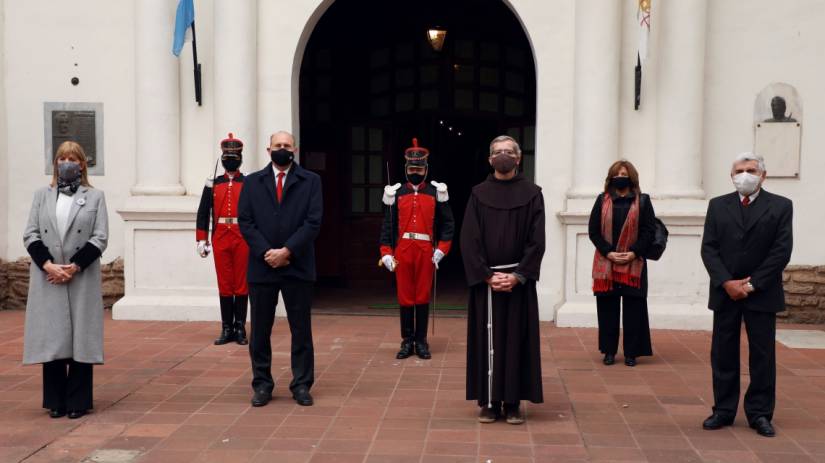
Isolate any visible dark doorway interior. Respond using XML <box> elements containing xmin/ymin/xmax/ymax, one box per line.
<box><xmin>299</xmin><ymin>0</ymin><xmax>536</xmax><ymax>314</ymax></box>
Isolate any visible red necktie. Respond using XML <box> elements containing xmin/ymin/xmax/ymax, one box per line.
<box><xmin>277</xmin><ymin>172</ymin><xmax>285</xmax><ymax>203</ymax></box>
<box><xmin>742</xmin><ymin>196</ymin><xmax>750</xmax><ymax>207</ymax></box>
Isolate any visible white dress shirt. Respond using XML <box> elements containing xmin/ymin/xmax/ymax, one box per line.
<box><xmin>738</xmin><ymin>188</ymin><xmax>761</xmax><ymax>204</ymax></box>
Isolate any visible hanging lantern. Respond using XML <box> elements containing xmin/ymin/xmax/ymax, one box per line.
<box><xmin>427</xmin><ymin>27</ymin><xmax>447</xmax><ymax>52</ymax></box>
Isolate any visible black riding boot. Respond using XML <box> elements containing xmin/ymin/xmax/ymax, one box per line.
<box><xmin>396</xmin><ymin>306</ymin><xmax>415</xmax><ymax>359</ymax></box>
<box><xmin>233</xmin><ymin>295</ymin><xmax>248</xmax><ymax>345</ymax></box>
<box><xmin>214</xmin><ymin>296</ymin><xmax>235</xmax><ymax>345</ymax></box>
<box><xmin>414</xmin><ymin>304</ymin><xmax>431</xmax><ymax>359</ymax></box>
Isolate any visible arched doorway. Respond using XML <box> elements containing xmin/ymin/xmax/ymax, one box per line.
<box><xmin>299</xmin><ymin>0</ymin><xmax>536</xmax><ymax>313</ymax></box>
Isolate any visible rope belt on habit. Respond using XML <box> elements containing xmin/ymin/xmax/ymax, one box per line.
<box><xmin>401</xmin><ymin>232</ymin><xmax>430</xmax><ymax>241</ymax></box>
<box><xmin>486</xmin><ymin>262</ymin><xmax>519</xmax><ymax>409</ymax></box>
<box><xmin>217</xmin><ymin>217</ymin><xmax>238</xmax><ymax>224</ymax></box>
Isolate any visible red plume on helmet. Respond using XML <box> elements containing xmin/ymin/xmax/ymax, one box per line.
<box><xmin>404</xmin><ymin>137</ymin><xmax>429</xmax><ymax>167</ymax></box>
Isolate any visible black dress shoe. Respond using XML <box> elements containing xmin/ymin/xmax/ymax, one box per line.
<box><xmin>414</xmin><ymin>340</ymin><xmax>432</xmax><ymax>359</ymax></box>
<box><xmin>250</xmin><ymin>390</ymin><xmax>272</xmax><ymax>407</ymax></box>
<box><xmin>67</xmin><ymin>410</ymin><xmax>87</xmax><ymax>419</ymax></box>
<box><xmin>214</xmin><ymin>324</ymin><xmax>235</xmax><ymax>345</ymax></box>
<box><xmin>750</xmin><ymin>416</ymin><xmax>775</xmax><ymax>437</ymax></box>
<box><xmin>396</xmin><ymin>339</ymin><xmax>414</xmax><ymax>359</ymax></box>
<box><xmin>603</xmin><ymin>353</ymin><xmax>615</xmax><ymax>365</ymax></box>
<box><xmin>624</xmin><ymin>356</ymin><xmax>636</xmax><ymax>367</ymax></box>
<box><xmin>49</xmin><ymin>409</ymin><xmax>66</xmax><ymax>419</ymax></box>
<box><xmin>292</xmin><ymin>388</ymin><xmax>314</xmax><ymax>406</ymax></box>
<box><xmin>703</xmin><ymin>413</ymin><xmax>735</xmax><ymax>430</ymax></box>
<box><xmin>234</xmin><ymin>322</ymin><xmax>248</xmax><ymax>345</ymax></box>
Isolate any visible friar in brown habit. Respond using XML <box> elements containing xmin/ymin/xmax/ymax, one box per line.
<box><xmin>461</xmin><ymin>135</ymin><xmax>545</xmax><ymax>425</ymax></box>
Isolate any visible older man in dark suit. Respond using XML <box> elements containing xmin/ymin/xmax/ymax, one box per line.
<box><xmin>238</xmin><ymin>131</ymin><xmax>322</xmax><ymax>407</ymax></box>
<box><xmin>700</xmin><ymin>152</ymin><xmax>793</xmax><ymax>437</ymax></box>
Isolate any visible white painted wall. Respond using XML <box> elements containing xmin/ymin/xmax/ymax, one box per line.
<box><xmin>703</xmin><ymin>0</ymin><xmax>825</xmax><ymax>265</ymax></box>
<box><xmin>180</xmin><ymin>0</ymin><xmax>216</xmax><ymax>197</ymax></box>
<box><xmin>0</xmin><ymin>0</ymin><xmax>8</xmax><ymax>260</ymax></box>
<box><xmin>618</xmin><ymin>0</ymin><xmax>659</xmax><ymax>190</ymax></box>
<box><xmin>2</xmin><ymin>0</ymin><xmax>824</xmax><ymax>321</ymax></box>
<box><xmin>508</xmin><ymin>0</ymin><xmax>575</xmax><ymax>319</ymax></box>
<box><xmin>3</xmin><ymin>0</ymin><xmax>134</xmax><ymax>264</ymax></box>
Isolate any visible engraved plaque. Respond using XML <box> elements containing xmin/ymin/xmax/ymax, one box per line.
<box><xmin>51</xmin><ymin>110</ymin><xmax>97</xmax><ymax>167</ymax></box>
<box><xmin>44</xmin><ymin>102</ymin><xmax>104</xmax><ymax>175</ymax></box>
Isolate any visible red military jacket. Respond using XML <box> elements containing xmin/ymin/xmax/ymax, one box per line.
<box><xmin>196</xmin><ymin>172</ymin><xmax>245</xmax><ymax>241</ymax></box>
<box><xmin>380</xmin><ymin>182</ymin><xmax>454</xmax><ymax>256</ymax></box>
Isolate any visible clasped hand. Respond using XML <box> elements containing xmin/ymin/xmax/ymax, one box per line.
<box><xmin>607</xmin><ymin>251</ymin><xmax>636</xmax><ymax>265</ymax></box>
<box><xmin>486</xmin><ymin>272</ymin><xmax>518</xmax><ymax>292</ymax></box>
<box><xmin>723</xmin><ymin>277</ymin><xmax>754</xmax><ymax>301</ymax></box>
<box><xmin>44</xmin><ymin>261</ymin><xmax>78</xmax><ymax>285</ymax></box>
<box><xmin>264</xmin><ymin>248</ymin><xmax>291</xmax><ymax>268</ymax></box>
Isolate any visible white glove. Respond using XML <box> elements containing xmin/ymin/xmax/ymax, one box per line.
<box><xmin>430</xmin><ymin>181</ymin><xmax>449</xmax><ymax>202</ymax></box>
<box><xmin>197</xmin><ymin>240</ymin><xmax>212</xmax><ymax>258</ymax></box>
<box><xmin>432</xmin><ymin>249</ymin><xmax>445</xmax><ymax>269</ymax></box>
<box><xmin>381</xmin><ymin>254</ymin><xmax>396</xmax><ymax>272</ymax></box>
<box><xmin>382</xmin><ymin>183</ymin><xmax>402</xmax><ymax>205</ymax></box>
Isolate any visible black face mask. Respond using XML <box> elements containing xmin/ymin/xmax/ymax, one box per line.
<box><xmin>610</xmin><ymin>176</ymin><xmax>631</xmax><ymax>190</ymax></box>
<box><xmin>407</xmin><ymin>173</ymin><xmax>425</xmax><ymax>185</ymax></box>
<box><xmin>222</xmin><ymin>158</ymin><xmax>241</xmax><ymax>172</ymax></box>
<box><xmin>270</xmin><ymin>148</ymin><xmax>294</xmax><ymax>167</ymax></box>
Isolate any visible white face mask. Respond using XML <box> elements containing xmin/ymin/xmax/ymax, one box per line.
<box><xmin>732</xmin><ymin>172</ymin><xmax>762</xmax><ymax>196</ymax></box>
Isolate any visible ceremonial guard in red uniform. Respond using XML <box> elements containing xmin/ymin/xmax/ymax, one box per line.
<box><xmin>196</xmin><ymin>133</ymin><xmax>250</xmax><ymax>345</ymax></box>
<box><xmin>380</xmin><ymin>138</ymin><xmax>454</xmax><ymax>359</ymax></box>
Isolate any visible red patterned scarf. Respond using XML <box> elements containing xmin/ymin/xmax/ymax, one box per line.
<box><xmin>592</xmin><ymin>193</ymin><xmax>644</xmax><ymax>292</ymax></box>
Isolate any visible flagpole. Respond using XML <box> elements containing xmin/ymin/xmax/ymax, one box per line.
<box><xmin>191</xmin><ymin>20</ymin><xmax>203</xmax><ymax>106</ymax></box>
<box><xmin>634</xmin><ymin>53</ymin><xmax>642</xmax><ymax>111</ymax></box>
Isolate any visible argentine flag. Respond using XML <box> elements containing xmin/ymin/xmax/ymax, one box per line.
<box><xmin>172</xmin><ymin>0</ymin><xmax>195</xmax><ymax>56</ymax></box>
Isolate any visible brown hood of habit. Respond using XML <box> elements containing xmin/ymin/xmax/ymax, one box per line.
<box><xmin>472</xmin><ymin>173</ymin><xmax>542</xmax><ymax>210</ymax></box>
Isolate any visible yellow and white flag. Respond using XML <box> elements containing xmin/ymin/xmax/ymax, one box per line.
<box><xmin>638</xmin><ymin>0</ymin><xmax>651</xmax><ymax>63</ymax></box>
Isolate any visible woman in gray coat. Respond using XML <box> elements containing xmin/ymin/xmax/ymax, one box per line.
<box><xmin>23</xmin><ymin>141</ymin><xmax>108</xmax><ymax>419</ymax></box>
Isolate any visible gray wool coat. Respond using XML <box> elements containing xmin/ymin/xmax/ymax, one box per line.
<box><xmin>22</xmin><ymin>185</ymin><xmax>108</xmax><ymax>365</ymax></box>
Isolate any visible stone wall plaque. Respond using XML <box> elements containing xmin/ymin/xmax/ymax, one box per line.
<box><xmin>753</xmin><ymin>84</ymin><xmax>802</xmax><ymax>178</ymax></box>
<box><xmin>754</xmin><ymin>121</ymin><xmax>801</xmax><ymax>178</ymax></box>
<box><xmin>44</xmin><ymin>102</ymin><xmax>104</xmax><ymax>175</ymax></box>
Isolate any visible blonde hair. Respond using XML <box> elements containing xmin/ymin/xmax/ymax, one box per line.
<box><xmin>51</xmin><ymin>141</ymin><xmax>92</xmax><ymax>188</ymax></box>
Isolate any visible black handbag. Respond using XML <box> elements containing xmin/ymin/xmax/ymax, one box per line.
<box><xmin>642</xmin><ymin>195</ymin><xmax>668</xmax><ymax>261</ymax></box>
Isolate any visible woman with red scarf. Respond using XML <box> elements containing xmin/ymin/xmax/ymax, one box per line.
<box><xmin>588</xmin><ymin>160</ymin><xmax>656</xmax><ymax>367</ymax></box>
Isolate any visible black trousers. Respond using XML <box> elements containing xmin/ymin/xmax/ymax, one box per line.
<box><xmin>249</xmin><ymin>280</ymin><xmax>314</xmax><ymax>394</ymax></box>
<box><xmin>42</xmin><ymin>359</ymin><xmax>93</xmax><ymax>411</ymax></box>
<box><xmin>711</xmin><ymin>305</ymin><xmax>776</xmax><ymax>424</ymax></box>
<box><xmin>596</xmin><ymin>295</ymin><xmax>653</xmax><ymax>357</ymax></box>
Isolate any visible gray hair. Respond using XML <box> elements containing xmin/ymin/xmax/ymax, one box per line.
<box><xmin>732</xmin><ymin>152</ymin><xmax>766</xmax><ymax>172</ymax></box>
<box><xmin>488</xmin><ymin>135</ymin><xmax>521</xmax><ymax>156</ymax></box>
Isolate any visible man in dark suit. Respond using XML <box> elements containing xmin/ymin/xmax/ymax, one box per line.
<box><xmin>700</xmin><ymin>152</ymin><xmax>793</xmax><ymax>437</ymax></box>
<box><xmin>238</xmin><ymin>131</ymin><xmax>322</xmax><ymax>407</ymax></box>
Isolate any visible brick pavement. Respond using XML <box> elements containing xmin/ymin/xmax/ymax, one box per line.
<box><xmin>0</xmin><ymin>310</ymin><xmax>824</xmax><ymax>462</ymax></box>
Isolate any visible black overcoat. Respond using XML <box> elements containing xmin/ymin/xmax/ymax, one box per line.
<box><xmin>700</xmin><ymin>190</ymin><xmax>793</xmax><ymax>312</ymax></box>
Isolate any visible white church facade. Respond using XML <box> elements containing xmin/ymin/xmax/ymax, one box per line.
<box><xmin>1</xmin><ymin>0</ymin><xmax>823</xmax><ymax>328</ymax></box>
